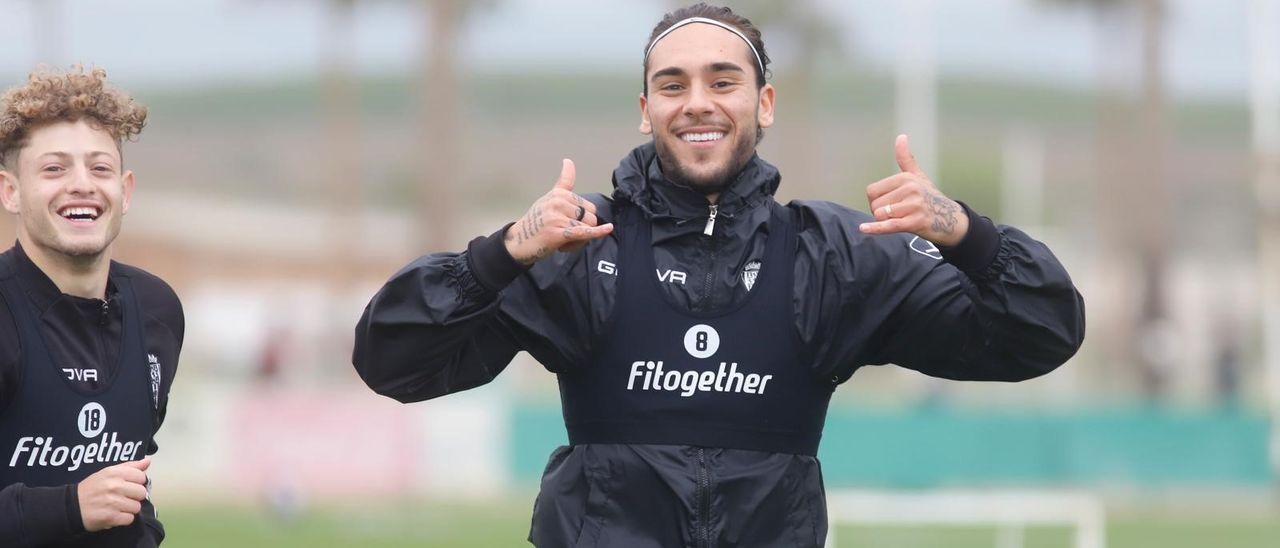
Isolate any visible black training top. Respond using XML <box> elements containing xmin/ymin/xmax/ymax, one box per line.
<box><xmin>0</xmin><ymin>264</ymin><xmax>155</xmax><ymax>547</ymax></box>
<box><xmin>0</xmin><ymin>243</ymin><xmax>183</xmax><ymax>547</ymax></box>
<box><xmin>563</xmin><ymin>201</ymin><xmax>833</xmax><ymax>456</ymax></box>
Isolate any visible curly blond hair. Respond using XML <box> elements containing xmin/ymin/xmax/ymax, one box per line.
<box><xmin>0</xmin><ymin>65</ymin><xmax>147</xmax><ymax>169</ymax></box>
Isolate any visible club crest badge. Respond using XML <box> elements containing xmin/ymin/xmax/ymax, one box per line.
<box><xmin>742</xmin><ymin>260</ymin><xmax>762</xmax><ymax>292</ymax></box>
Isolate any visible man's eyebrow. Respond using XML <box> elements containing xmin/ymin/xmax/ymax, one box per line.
<box><xmin>707</xmin><ymin>62</ymin><xmax>746</xmax><ymax>74</ymax></box>
<box><xmin>650</xmin><ymin>61</ymin><xmax>747</xmax><ymax>83</ymax></box>
<box><xmin>649</xmin><ymin>66</ymin><xmax>687</xmax><ymax>82</ymax></box>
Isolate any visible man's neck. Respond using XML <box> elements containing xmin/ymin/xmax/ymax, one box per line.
<box><xmin>17</xmin><ymin>235</ymin><xmax>110</xmax><ymax>300</ymax></box>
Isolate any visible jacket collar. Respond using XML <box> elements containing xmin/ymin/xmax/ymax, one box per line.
<box><xmin>610</xmin><ymin>141</ymin><xmax>781</xmax><ymax>222</ymax></box>
<box><xmin>3</xmin><ymin>241</ymin><xmax>117</xmax><ymax>314</ymax></box>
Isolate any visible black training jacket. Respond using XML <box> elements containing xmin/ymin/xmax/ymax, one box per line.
<box><xmin>352</xmin><ymin>142</ymin><xmax>1085</xmax><ymax>547</ymax></box>
<box><xmin>0</xmin><ymin>243</ymin><xmax>184</xmax><ymax>547</ymax></box>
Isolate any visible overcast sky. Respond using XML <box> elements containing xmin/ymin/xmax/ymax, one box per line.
<box><xmin>0</xmin><ymin>0</ymin><xmax>1271</xmax><ymax>100</ymax></box>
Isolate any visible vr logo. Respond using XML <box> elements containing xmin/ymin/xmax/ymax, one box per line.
<box><xmin>657</xmin><ymin>269</ymin><xmax>687</xmax><ymax>285</ymax></box>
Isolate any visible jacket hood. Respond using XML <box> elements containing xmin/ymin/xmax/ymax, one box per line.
<box><xmin>610</xmin><ymin>141</ymin><xmax>781</xmax><ymax>222</ymax></box>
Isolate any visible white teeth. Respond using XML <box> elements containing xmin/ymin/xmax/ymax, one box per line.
<box><xmin>59</xmin><ymin>206</ymin><xmax>100</xmax><ymax>220</ymax></box>
<box><xmin>682</xmin><ymin>131</ymin><xmax>725</xmax><ymax>143</ymax></box>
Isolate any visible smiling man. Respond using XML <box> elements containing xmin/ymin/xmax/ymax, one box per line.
<box><xmin>0</xmin><ymin>67</ymin><xmax>183</xmax><ymax>547</ymax></box>
<box><xmin>354</xmin><ymin>3</ymin><xmax>1085</xmax><ymax>546</ymax></box>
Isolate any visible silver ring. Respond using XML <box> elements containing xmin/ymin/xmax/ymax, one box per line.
<box><xmin>575</xmin><ymin>205</ymin><xmax>586</xmax><ymax>221</ymax></box>
<box><xmin>884</xmin><ymin>203</ymin><xmax>893</xmax><ymax>217</ymax></box>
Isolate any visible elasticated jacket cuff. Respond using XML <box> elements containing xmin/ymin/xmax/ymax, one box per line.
<box><xmin>938</xmin><ymin>201</ymin><xmax>1001</xmax><ymax>275</ymax></box>
<box><xmin>465</xmin><ymin>223</ymin><xmax>529</xmax><ymax>294</ymax></box>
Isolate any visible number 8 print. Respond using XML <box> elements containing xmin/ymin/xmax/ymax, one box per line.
<box><xmin>683</xmin><ymin>324</ymin><xmax>720</xmax><ymax>359</ymax></box>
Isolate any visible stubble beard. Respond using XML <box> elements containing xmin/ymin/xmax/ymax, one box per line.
<box><xmin>24</xmin><ymin>212</ymin><xmax>119</xmax><ymax>264</ymax></box>
<box><xmin>654</xmin><ymin>122</ymin><xmax>757</xmax><ymax>196</ymax></box>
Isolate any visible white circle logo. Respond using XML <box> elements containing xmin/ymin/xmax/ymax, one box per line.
<box><xmin>683</xmin><ymin>324</ymin><xmax>720</xmax><ymax>359</ymax></box>
<box><xmin>77</xmin><ymin>402</ymin><xmax>106</xmax><ymax>438</ymax></box>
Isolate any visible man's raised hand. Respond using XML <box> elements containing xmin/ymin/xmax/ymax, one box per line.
<box><xmin>504</xmin><ymin>159</ymin><xmax>614</xmax><ymax>266</ymax></box>
<box><xmin>859</xmin><ymin>135</ymin><xmax>968</xmax><ymax>247</ymax></box>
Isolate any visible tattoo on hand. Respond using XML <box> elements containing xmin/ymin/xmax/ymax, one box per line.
<box><xmin>506</xmin><ymin>199</ymin><xmax>552</xmax><ymax>265</ymax></box>
<box><xmin>927</xmin><ymin>192</ymin><xmax>959</xmax><ymax>235</ymax></box>
<box><xmin>507</xmin><ymin>202</ymin><xmax>546</xmax><ymax>247</ymax></box>
<box><xmin>563</xmin><ymin>220</ymin><xmax>582</xmax><ymax>240</ymax></box>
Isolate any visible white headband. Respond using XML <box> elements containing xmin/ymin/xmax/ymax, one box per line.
<box><xmin>644</xmin><ymin>16</ymin><xmax>765</xmax><ymax>78</ymax></box>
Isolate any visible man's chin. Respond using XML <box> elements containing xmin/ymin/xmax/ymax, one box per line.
<box><xmin>48</xmin><ymin>237</ymin><xmax>111</xmax><ymax>259</ymax></box>
<box><xmin>664</xmin><ymin>157</ymin><xmax>728</xmax><ymax>190</ymax></box>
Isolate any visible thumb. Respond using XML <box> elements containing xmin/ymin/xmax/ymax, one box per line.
<box><xmin>894</xmin><ymin>134</ymin><xmax>924</xmax><ymax>176</ymax></box>
<box><xmin>124</xmin><ymin>456</ymin><xmax>151</xmax><ymax>472</ymax></box>
<box><xmin>553</xmin><ymin>158</ymin><xmax>576</xmax><ymax>191</ymax></box>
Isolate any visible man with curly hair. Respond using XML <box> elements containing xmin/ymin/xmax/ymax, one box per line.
<box><xmin>0</xmin><ymin>66</ymin><xmax>183</xmax><ymax>547</ymax></box>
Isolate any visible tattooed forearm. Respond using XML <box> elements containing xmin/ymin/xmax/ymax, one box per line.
<box><xmin>927</xmin><ymin>191</ymin><xmax>960</xmax><ymax>235</ymax></box>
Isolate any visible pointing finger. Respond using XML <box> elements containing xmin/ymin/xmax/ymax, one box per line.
<box><xmin>553</xmin><ymin>159</ymin><xmax>576</xmax><ymax>191</ymax></box>
<box><xmin>859</xmin><ymin>218</ymin><xmax>908</xmax><ymax>235</ymax></box>
<box><xmin>563</xmin><ymin>222</ymin><xmax>614</xmax><ymax>242</ymax></box>
<box><xmin>894</xmin><ymin>134</ymin><xmax>924</xmax><ymax>176</ymax></box>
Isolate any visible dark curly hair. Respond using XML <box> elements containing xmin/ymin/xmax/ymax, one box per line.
<box><xmin>642</xmin><ymin>3</ymin><xmax>771</xmax><ymax>95</ymax></box>
<box><xmin>0</xmin><ymin>65</ymin><xmax>147</xmax><ymax>170</ymax></box>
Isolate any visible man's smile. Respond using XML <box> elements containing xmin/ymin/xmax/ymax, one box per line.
<box><xmin>56</xmin><ymin>203</ymin><xmax>104</xmax><ymax>226</ymax></box>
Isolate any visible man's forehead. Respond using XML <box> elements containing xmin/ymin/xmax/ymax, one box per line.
<box><xmin>646</xmin><ymin>23</ymin><xmax>755</xmax><ymax>75</ymax></box>
<box><xmin>21</xmin><ymin>120</ymin><xmax>119</xmax><ymax>158</ymax></box>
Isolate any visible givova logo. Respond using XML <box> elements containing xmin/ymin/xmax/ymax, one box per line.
<box><xmin>8</xmin><ymin>402</ymin><xmax>145</xmax><ymax>472</ymax></box>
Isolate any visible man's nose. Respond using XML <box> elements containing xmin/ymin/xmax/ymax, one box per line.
<box><xmin>683</xmin><ymin>85</ymin><xmax>714</xmax><ymax>118</ymax></box>
<box><xmin>65</xmin><ymin>164</ymin><xmax>96</xmax><ymax>194</ymax></box>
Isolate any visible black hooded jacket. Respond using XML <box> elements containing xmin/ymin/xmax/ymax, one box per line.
<box><xmin>352</xmin><ymin>143</ymin><xmax>1085</xmax><ymax>547</ymax></box>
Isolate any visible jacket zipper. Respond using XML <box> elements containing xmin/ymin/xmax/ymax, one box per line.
<box><xmin>702</xmin><ymin>204</ymin><xmax>718</xmax><ymax>236</ymax></box>
<box><xmin>698</xmin><ymin>204</ymin><xmax>719</xmax><ymax>312</ymax></box>
<box><xmin>696</xmin><ymin>447</ymin><xmax>710</xmax><ymax>548</ymax></box>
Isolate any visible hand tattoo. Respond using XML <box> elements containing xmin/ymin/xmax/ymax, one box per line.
<box><xmin>563</xmin><ymin>219</ymin><xmax>582</xmax><ymax>240</ymax></box>
<box><xmin>927</xmin><ymin>191</ymin><xmax>960</xmax><ymax>235</ymax></box>
<box><xmin>505</xmin><ymin>200</ymin><xmax>550</xmax><ymax>266</ymax></box>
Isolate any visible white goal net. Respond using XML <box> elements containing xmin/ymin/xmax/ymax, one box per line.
<box><xmin>824</xmin><ymin>489</ymin><xmax>1106</xmax><ymax>548</ymax></box>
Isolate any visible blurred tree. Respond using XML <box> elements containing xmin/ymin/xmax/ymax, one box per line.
<box><xmin>388</xmin><ymin>0</ymin><xmax>490</xmax><ymax>250</ymax></box>
<box><xmin>321</xmin><ymin>0</ymin><xmax>362</xmax><ymax>278</ymax></box>
<box><xmin>1041</xmin><ymin>0</ymin><xmax>1172</xmax><ymax>399</ymax></box>
<box><xmin>418</xmin><ymin>0</ymin><xmax>476</xmax><ymax>251</ymax></box>
<box><xmin>283</xmin><ymin>0</ymin><xmax>487</xmax><ymax>256</ymax></box>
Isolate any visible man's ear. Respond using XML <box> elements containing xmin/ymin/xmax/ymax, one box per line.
<box><xmin>638</xmin><ymin>93</ymin><xmax>652</xmax><ymax>135</ymax></box>
<box><xmin>757</xmin><ymin>83</ymin><xmax>775</xmax><ymax>129</ymax></box>
<box><xmin>1</xmin><ymin>170</ymin><xmax>21</xmax><ymax>214</ymax></box>
<box><xmin>121</xmin><ymin>170</ymin><xmax>135</xmax><ymax>216</ymax></box>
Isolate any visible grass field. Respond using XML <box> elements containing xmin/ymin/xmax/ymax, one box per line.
<box><xmin>158</xmin><ymin>499</ymin><xmax>1280</xmax><ymax>548</ymax></box>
